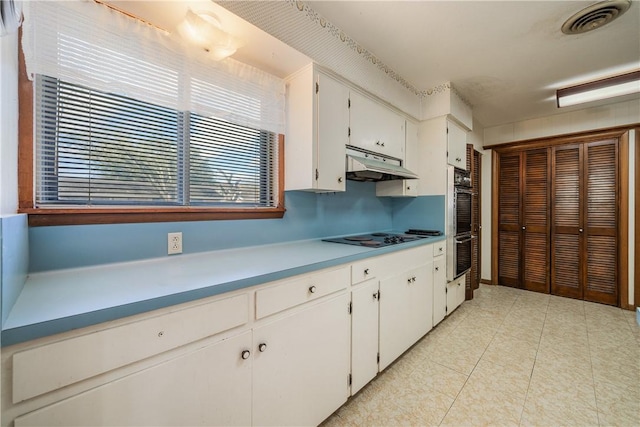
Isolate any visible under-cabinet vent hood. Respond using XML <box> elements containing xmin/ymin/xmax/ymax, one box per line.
<box><xmin>345</xmin><ymin>146</ymin><xmax>418</xmax><ymax>182</ymax></box>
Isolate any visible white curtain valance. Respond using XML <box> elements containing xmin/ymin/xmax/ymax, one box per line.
<box><xmin>21</xmin><ymin>0</ymin><xmax>285</xmax><ymax>134</ymax></box>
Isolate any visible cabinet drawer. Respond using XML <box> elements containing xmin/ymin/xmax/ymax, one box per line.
<box><xmin>433</xmin><ymin>242</ymin><xmax>446</xmax><ymax>257</ymax></box>
<box><xmin>12</xmin><ymin>293</ymin><xmax>249</xmax><ymax>404</ymax></box>
<box><xmin>256</xmin><ymin>266</ymin><xmax>349</xmax><ymax>319</ymax></box>
<box><xmin>351</xmin><ymin>259</ymin><xmax>379</xmax><ymax>284</ymax></box>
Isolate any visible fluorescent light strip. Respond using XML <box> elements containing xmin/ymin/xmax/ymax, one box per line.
<box><xmin>557</xmin><ymin>70</ymin><xmax>640</xmax><ymax>108</ymax></box>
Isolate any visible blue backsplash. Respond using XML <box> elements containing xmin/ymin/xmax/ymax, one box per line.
<box><xmin>26</xmin><ymin>181</ymin><xmax>444</xmax><ymax>272</ymax></box>
<box><xmin>1</xmin><ymin>215</ymin><xmax>29</xmax><ymax>325</ymax></box>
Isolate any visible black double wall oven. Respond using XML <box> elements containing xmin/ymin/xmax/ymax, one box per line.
<box><xmin>447</xmin><ymin>167</ymin><xmax>473</xmax><ymax>281</ymax></box>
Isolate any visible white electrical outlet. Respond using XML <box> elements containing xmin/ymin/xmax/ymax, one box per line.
<box><xmin>168</xmin><ymin>232</ymin><xmax>183</xmax><ymax>255</ymax></box>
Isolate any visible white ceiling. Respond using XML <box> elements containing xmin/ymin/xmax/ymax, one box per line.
<box><xmin>104</xmin><ymin>1</ymin><xmax>639</xmax><ymax>128</ymax></box>
<box><xmin>306</xmin><ymin>0</ymin><xmax>640</xmax><ymax>127</ymax></box>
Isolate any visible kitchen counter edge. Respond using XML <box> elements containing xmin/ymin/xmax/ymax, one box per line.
<box><xmin>1</xmin><ymin>235</ymin><xmax>445</xmax><ymax>347</ymax></box>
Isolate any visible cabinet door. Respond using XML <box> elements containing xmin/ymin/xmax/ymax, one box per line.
<box><xmin>351</xmin><ymin>279</ymin><xmax>379</xmax><ymax>395</ymax></box>
<box><xmin>447</xmin><ymin>119</ymin><xmax>467</xmax><ymax>169</ymax></box>
<box><xmin>15</xmin><ymin>332</ymin><xmax>253</xmax><ymax>427</ymax></box>
<box><xmin>446</xmin><ymin>277</ymin><xmax>465</xmax><ymax>314</ymax></box>
<box><xmin>350</xmin><ymin>91</ymin><xmax>404</xmax><ymax>159</ymax></box>
<box><xmin>376</xmin><ymin>120</ymin><xmax>418</xmax><ymax>197</ymax></box>
<box><xmin>433</xmin><ymin>257</ymin><xmax>447</xmax><ymax>326</ymax></box>
<box><xmin>417</xmin><ymin>117</ymin><xmax>447</xmax><ymax>195</ymax></box>
<box><xmin>408</xmin><ymin>264</ymin><xmax>433</xmax><ymax>342</ymax></box>
<box><xmin>253</xmin><ymin>293</ymin><xmax>350</xmax><ymax>426</ymax></box>
<box><xmin>317</xmin><ymin>72</ymin><xmax>349</xmax><ymax>191</ymax></box>
<box><xmin>379</xmin><ymin>264</ymin><xmax>431</xmax><ymax>370</ymax></box>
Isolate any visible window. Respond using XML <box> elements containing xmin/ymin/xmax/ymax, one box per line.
<box><xmin>19</xmin><ymin>1</ymin><xmax>285</xmax><ymax>226</ymax></box>
<box><xmin>35</xmin><ymin>76</ymin><xmax>278</xmax><ymax>209</ymax></box>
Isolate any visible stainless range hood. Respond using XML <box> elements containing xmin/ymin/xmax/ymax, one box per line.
<box><xmin>345</xmin><ymin>146</ymin><xmax>418</xmax><ymax>182</ymax></box>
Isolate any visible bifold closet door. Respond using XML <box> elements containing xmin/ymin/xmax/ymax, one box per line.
<box><xmin>551</xmin><ymin>145</ymin><xmax>582</xmax><ymax>299</ymax></box>
<box><xmin>583</xmin><ymin>140</ymin><xmax>618</xmax><ymax>305</ymax></box>
<box><xmin>522</xmin><ymin>149</ymin><xmax>550</xmax><ymax>293</ymax></box>
<box><xmin>551</xmin><ymin>140</ymin><xmax>618</xmax><ymax>305</ymax></box>
<box><xmin>497</xmin><ymin>153</ymin><xmax>521</xmax><ymax>288</ymax></box>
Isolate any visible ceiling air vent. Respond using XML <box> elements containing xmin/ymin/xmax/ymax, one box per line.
<box><xmin>561</xmin><ymin>0</ymin><xmax>632</xmax><ymax>34</ymax></box>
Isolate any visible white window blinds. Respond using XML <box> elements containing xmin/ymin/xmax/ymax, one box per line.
<box><xmin>21</xmin><ymin>0</ymin><xmax>285</xmax><ymax>135</ymax></box>
<box><xmin>24</xmin><ymin>1</ymin><xmax>283</xmax><ymax>209</ymax></box>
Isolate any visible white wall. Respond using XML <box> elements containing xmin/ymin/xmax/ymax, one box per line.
<box><xmin>482</xmin><ymin>99</ymin><xmax>639</xmax><ymax>306</ymax></box>
<box><xmin>0</xmin><ymin>31</ymin><xmax>19</xmax><ymax>215</ymax></box>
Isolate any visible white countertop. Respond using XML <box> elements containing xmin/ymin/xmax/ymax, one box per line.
<box><xmin>2</xmin><ymin>235</ymin><xmax>444</xmax><ymax>346</ymax></box>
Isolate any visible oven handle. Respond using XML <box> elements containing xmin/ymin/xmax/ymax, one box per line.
<box><xmin>455</xmin><ymin>235</ymin><xmax>474</xmax><ymax>244</ymax></box>
<box><xmin>454</xmin><ymin>188</ymin><xmax>473</xmax><ymax>195</ymax></box>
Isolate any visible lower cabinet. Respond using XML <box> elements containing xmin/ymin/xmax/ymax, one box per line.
<box><xmin>8</xmin><ymin>243</ymin><xmax>452</xmax><ymax>427</ymax></box>
<box><xmin>252</xmin><ymin>292</ymin><xmax>350</xmax><ymax>426</ymax></box>
<box><xmin>350</xmin><ymin>279</ymin><xmax>379</xmax><ymax>395</ymax></box>
<box><xmin>446</xmin><ymin>276</ymin><xmax>466</xmax><ymax>314</ymax></box>
<box><xmin>15</xmin><ymin>331</ymin><xmax>253</xmax><ymax>427</ymax></box>
<box><xmin>379</xmin><ymin>263</ymin><xmax>432</xmax><ymax>370</ymax></box>
<box><xmin>433</xmin><ymin>257</ymin><xmax>447</xmax><ymax>326</ymax></box>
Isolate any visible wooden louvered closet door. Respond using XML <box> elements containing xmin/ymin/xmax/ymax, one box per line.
<box><xmin>551</xmin><ymin>140</ymin><xmax>618</xmax><ymax>305</ymax></box>
<box><xmin>497</xmin><ymin>153</ymin><xmax>521</xmax><ymax>288</ymax></box>
<box><xmin>522</xmin><ymin>149</ymin><xmax>550</xmax><ymax>293</ymax></box>
<box><xmin>584</xmin><ymin>140</ymin><xmax>618</xmax><ymax>305</ymax></box>
<box><xmin>551</xmin><ymin>145</ymin><xmax>582</xmax><ymax>299</ymax></box>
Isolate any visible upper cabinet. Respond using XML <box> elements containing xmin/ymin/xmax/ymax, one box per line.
<box><xmin>447</xmin><ymin>119</ymin><xmax>467</xmax><ymax>169</ymax></box>
<box><xmin>417</xmin><ymin>116</ymin><xmax>468</xmax><ymax>196</ymax></box>
<box><xmin>285</xmin><ymin>65</ymin><xmax>349</xmax><ymax>192</ymax></box>
<box><xmin>376</xmin><ymin>120</ymin><xmax>419</xmax><ymax>197</ymax></box>
<box><xmin>349</xmin><ymin>91</ymin><xmax>405</xmax><ymax>160</ymax></box>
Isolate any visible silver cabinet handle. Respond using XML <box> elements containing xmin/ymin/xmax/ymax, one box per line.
<box><xmin>309</xmin><ymin>286</ymin><xmax>317</xmax><ymax>294</ymax></box>
<box><xmin>435</xmin><ymin>267</ymin><xmax>439</xmax><ymax>272</ymax></box>
<box><xmin>407</xmin><ymin>278</ymin><xmax>412</xmax><ymax>284</ymax></box>
<box><xmin>258</xmin><ymin>343</ymin><xmax>267</xmax><ymax>352</ymax></box>
<box><xmin>407</xmin><ymin>186</ymin><xmax>411</xmax><ymax>190</ymax></box>
<box><xmin>522</xmin><ymin>226</ymin><xmax>526</xmax><ymax>230</ymax></box>
<box><xmin>364</xmin><ymin>268</ymin><xmax>370</xmax><ymax>275</ymax></box>
<box><xmin>338</xmin><ymin>177</ymin><xmax>343</xmax><ymax>183</ymax></box>
<box><xmin>241</xmin><ymin>350</ymin><xmax>250</xmax><ymax>360</ymax></box>
<box><xmin>373</xmin><ymin>292</ymin><xmax>378</xmax><ymax>300</ymax></box>
<box><xmin>579</xmin><ymin>228</ymin><xmax>583</xmax><ymax>233</ymax></box>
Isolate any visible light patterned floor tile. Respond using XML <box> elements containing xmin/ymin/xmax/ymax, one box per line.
<box><xmin>520</xmin><ymin>398</ymin><xmax>599</xmax><ymax>427</ymax></box>
<box><xmin>322</xmin><ymin>285</ymin><xmax>640</xmax><ymax>427</ymax></box>
<box><xmin>410</xmin><ymin>360</ymin><xmax>469</xmax><ymax>399</ymax></box>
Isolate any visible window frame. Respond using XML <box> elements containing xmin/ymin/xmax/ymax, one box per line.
<box><xmin>17</xmin><ymin>43</ymin><xmax>285</xmax><ymax>227</ymax></box>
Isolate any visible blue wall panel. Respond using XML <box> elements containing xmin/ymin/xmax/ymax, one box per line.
<box><xmin>28</xmin><ymin>181</ymin><xmax>395</xmax><ymax>272</ymax></box>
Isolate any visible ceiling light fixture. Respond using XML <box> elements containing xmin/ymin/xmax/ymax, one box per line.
<box><xmin>175</xmin><ymin>9</ymin><xmax>243</xmax><ymax>61</ymax></box>
<box><xmin>556</xmin><ymin>70</ymin><xmax>640</xmax><ymax>107</ymax></box>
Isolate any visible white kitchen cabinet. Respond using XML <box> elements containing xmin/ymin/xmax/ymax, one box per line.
<box><xmin>376</xmin><ymin>120</ymin><xmax>419</xmax><ymax>197</ymax></box>
<box><xmin>379</xmin><ymin>263</ymin><xmax>432</xmax><ymax>370</ymax></box>
<box><xmin>349</xmin><ymin>90</ymin><xmax>405</xmax><ymax>160</ymax></box>
<box><xmin>433</xmin><ymin>257</ymin><xmax>447</xmax><ymax>326</ymax></box>
<box><xmin>15</xmin><ymin>331</ymin><xmax>253</xmax><ymax>427</ymax></box>
<box><xmin>446</xmin><ymin>276</ymin><xmax>466</xmax><ymax>314</ymax></box>
<box><xmin>286</xmin><ymin>64</ymin><xmax>349</xmax><ymax>192</ymax></box>
<box><xmin>252</xmin><ymin>292</ymin><xmax>350</xmax><ymax>426</ymax></box>
<box><xmin>417</xmin><ymin>116</ymin><xmax>468</xmax><ymax>196</ymax></box>
<box><xmin>350</xmin><ymin>278</ymin><xmax>379</xmax><ymax>395</ymax></box>
<box><xmin>447</xmin><ymin>119</ymin><xmax>467</xmax><ymax>170</ymax></box>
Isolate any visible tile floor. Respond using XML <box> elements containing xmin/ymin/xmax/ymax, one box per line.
<box><xmin>322</xmin><ymin>284</ymin><xmax>640</xmax><ymax>426</ymax></box>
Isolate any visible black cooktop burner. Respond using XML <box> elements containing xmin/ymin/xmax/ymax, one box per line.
<box><xmin>323</xmin><ymin>232</ymin><xmax>427</xmax><ymax>248</ymax></box>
